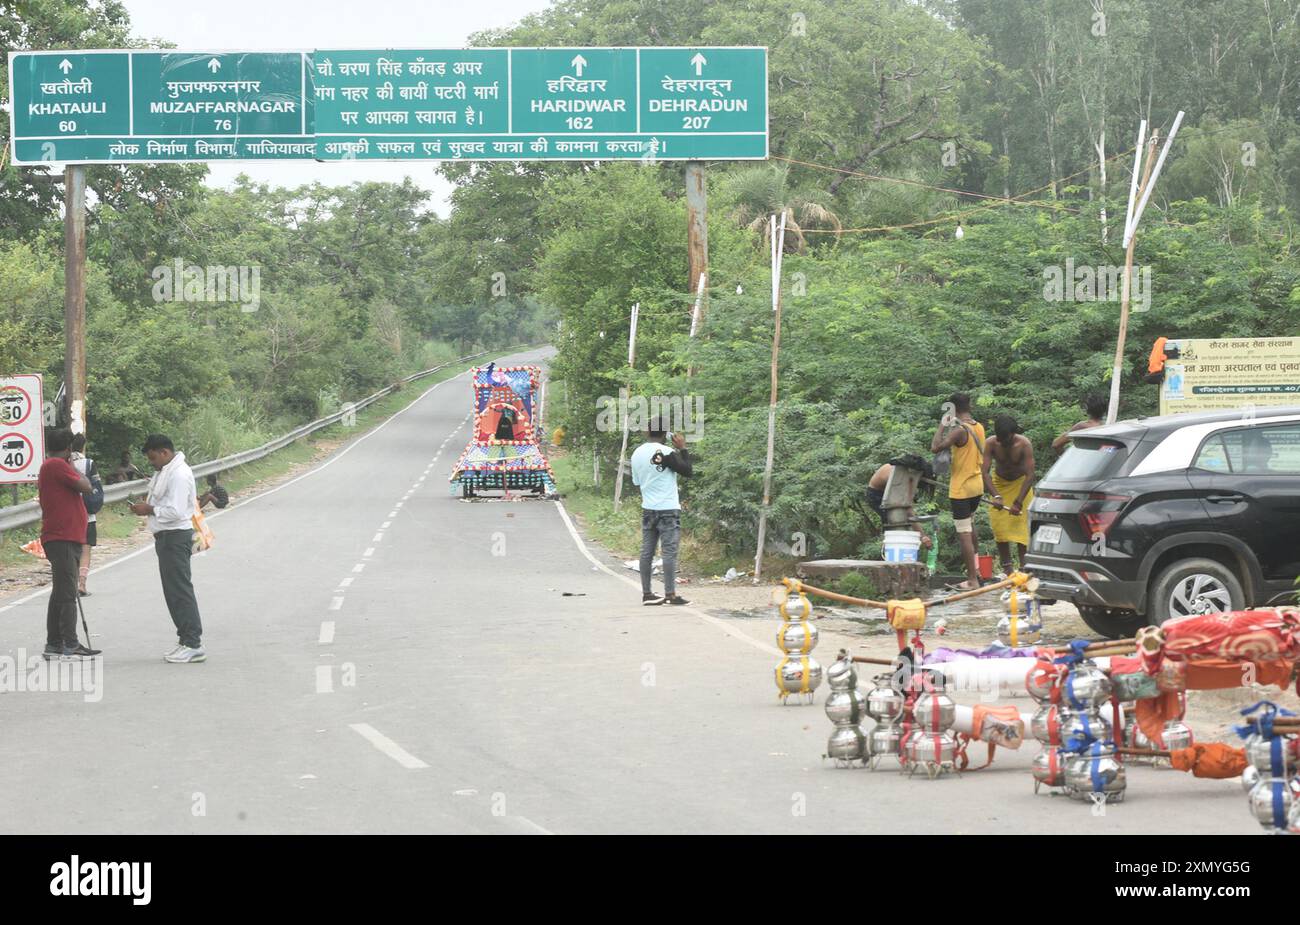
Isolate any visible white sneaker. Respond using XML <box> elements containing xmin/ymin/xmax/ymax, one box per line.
<box><xmin>164</xmin><ymin>644</ymin><xmax>184</xmax><ymax>658</ymax></box>
<box><xmin>165</xmin><ymin>645</ymin><xmax>206</xmax><ymax>663</ymax></box>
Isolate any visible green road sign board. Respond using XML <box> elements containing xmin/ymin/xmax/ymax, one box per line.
<box><xmin>8</xmin><ymin>50</ymin><xmax>313</xmax><ymax>163</ymax></box>
<box><xmin>314</xmin><ymin>46</ymin><xmax>766</xmax><ymax>161</ymax></box>
<box><xmin>9</xmin><ymin>46</ymin><xmax>766</xmax><ymax>163</ymax></box>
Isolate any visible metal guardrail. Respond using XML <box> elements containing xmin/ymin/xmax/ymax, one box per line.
<box><xmin>0</xmin><ymin>344</ymin><xmax>540</xmax><ymax>534</ymax></box>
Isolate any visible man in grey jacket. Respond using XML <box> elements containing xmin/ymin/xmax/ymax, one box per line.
<box><xmin>129</xmin><ymin>434</ymin><xmax>206</xmax><ymax>663</ymax></box>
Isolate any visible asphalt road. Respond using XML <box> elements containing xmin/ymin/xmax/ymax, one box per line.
<box><xmin>0</xmin><ymin>347</ymin><xmax>1262</xmax><ymax>834</ymax></box>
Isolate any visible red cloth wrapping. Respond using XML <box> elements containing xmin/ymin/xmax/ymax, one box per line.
<box><xmin>1160</xmin><ymin>610</ymin><xmax>1299</xmax><ymax>662</ymax></box>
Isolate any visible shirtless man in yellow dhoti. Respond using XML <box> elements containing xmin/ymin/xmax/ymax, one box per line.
<box><xmin>981</xmin><ymin>415</ymin><xmax>1036</xmax><ymax>576</ymax></box>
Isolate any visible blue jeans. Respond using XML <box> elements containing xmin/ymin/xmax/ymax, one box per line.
<box><xmin>640</xmin><ymin>509</ymin><xmax>681</xmax><ymax>596</ymax></box>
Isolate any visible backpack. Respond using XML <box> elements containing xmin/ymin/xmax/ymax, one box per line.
<box><xmin>83</xmin><ymin>458</ymin><xmax>105</xmax><ymax>515</ymax></box>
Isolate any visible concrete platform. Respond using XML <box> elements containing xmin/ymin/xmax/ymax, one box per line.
<box><xmin>794</xmin><ymin>558</ymin><xmax>926</xmax><ymax>597</ymax></box>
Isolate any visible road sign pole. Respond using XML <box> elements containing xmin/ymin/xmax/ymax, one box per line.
<box><xmin>686</xmin><ymin>161</ymin><xmax>709</xmax><ymax>328</ymax></box>
<box><xmin>63</xmin><ymin>165</ymin><xmax>87</xmax><ymax>435</ymax></box>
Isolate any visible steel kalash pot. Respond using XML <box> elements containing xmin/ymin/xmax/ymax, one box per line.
<box><xmin>864</xmin><ymin>682</ymin><xmax>905</xmax><ymax>770</ymax></box>
<box><xmin>1064</xmin><ymin>741</ymin><xmax>1127</xmax><ymax>800</ymax></box>
<box><xmin>1247</xmin><ymin>776</ymin><xmax>1295</xmax><ymax>831</ymax></box>
<box><xmin>1028</xmin><ymin>661</ymin><xmax>1071</xmax><ymax>793</ymax></box>
<box><xmin>1162</xmin><ymin>719</ymin><xmax>1195</xmax><ymax>753</ymax></box>
<box><xmin>902</xmin><ymin>688</ymin><xmax>958</xmax><ymax>779</ymax></box>
<box><xmin>824</xmin><ymin>652</ymin><xmax>867</xmax><ymax>766</ymax></box>
<box><xmin>1030</xmin><ymin>703</ymin><xmax>1072</xmax><ymax>793</ymax></box>
<box><xmin>997</xmin><ymin>589</ymin><xmax>1043</xmax><ymax>646</ymax></box>
<box><xmin>1120</xmin><ymin>712</ymin><xmax>1158</xmax><ymax>766</ymax></box>
<box><xmin>1243</xmin><ymin>730</ymin><xmax>1300</xmax><ymax>832</ymax></box>
<box><xmin>1058</xmin><ymin>661</ymin><xmax>1126</xmax><ymax>803</ymax></box>
<box><xmin>774</xmin><ymin>586</ymin><xmax>822</xmax><ymax>703</ymax></box>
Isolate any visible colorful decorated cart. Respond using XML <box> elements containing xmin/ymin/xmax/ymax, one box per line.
<box><xmin>449</xmin><ymin>363</ymin><xmax>557</xmax><ymax>498</ymax></box>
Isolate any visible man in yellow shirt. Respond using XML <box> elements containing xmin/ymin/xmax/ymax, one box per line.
<box><xmin>931</xmin><ymin>393</ymin><xmax>986</xmax><ymax>590</ymax></box>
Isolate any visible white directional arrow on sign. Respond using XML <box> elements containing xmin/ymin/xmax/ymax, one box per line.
<box><xmin>570</xmin><ymin>54</ymin><xmax>587</xmax><ymax>77</ymax></box>
<box><xmin>691</xmin><ymin>52</ymin><xmax>707</xmax><ymax>75</ymax></box>
<box><xmin>59</xmin><ymin>58</ymin><xmax>73</xmax><ymax>74</ymax></box>
<box><xmin>207</xmin><ymin>57</ymin><xmax>221</xmax><ymax>73</ymax></box>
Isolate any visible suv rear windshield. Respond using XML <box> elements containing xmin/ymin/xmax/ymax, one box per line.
<box><xmin>1045</xmin><ymin>439</ymin><xmax>1129</xmax><ymax>482</ymax></box>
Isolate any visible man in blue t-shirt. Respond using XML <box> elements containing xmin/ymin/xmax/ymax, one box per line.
<box><xmin>630</xmin><ymin>421</ymin><xmax>694</xmax><ymax>605</ymax></box>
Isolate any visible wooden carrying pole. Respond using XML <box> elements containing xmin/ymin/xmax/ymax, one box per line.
<box><xmin>612</xmin><ymin>302</ymin><xmax>640</xmax><ymax>511</ymax></box>
<box><xmin>753</xmin><ymin>211</ymin><xmax>787</xmax><ymax>582</ymax></box>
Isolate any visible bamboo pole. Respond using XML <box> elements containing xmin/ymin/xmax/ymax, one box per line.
<box><xmin>920</xmin><ymin>574</ymin><xmax>1025</xmax><ymax>608</ymax></box>
<box><xmin>1118</xmin><ymin>747</ymin><xmax>1172</xmax><ymax>758</ymax></box>
<box><xmin>785</xmin><ymin>579</ymin><xmax>887</xmax><ymax>610</ymax></box>
<box><xmin>1106</xmin><ymin>131</ymin><xmax>1158</xmax><ymax>424</ymax></box>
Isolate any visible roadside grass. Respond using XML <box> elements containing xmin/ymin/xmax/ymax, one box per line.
<box><xmin>0</xmin><ymin>357</ymin><xmax>483</xmax><ymax>574</ymax></box>
<box><xmin>549</xmin><ymin>445</ymin><xmax>788</xmax><ymax>583</ymax></box>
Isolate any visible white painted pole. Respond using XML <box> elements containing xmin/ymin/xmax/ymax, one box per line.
<box><xmin>754</xmin><ymin>212</ymin><xmax>788</xmax><ymax>583</ymax></box>
<box><xmin>1127</xmin><ymin>110</ymin><xmax>1184</xmax><ymax>234</ymax></box>
<box><xmin>613</xmin><ymin>302</ymin><xmax>640</xmax><ymax>511</ymax></box>
<box><xmin>1122</xmin><ymin>119</ymin><xmax>1147</xmax><ymax>247</ymax></box>
<box><xmin>689</xmin><ymin>273</ymin><xmax>706</xmax><ymax>338</ymax></box>
<box><xmin>1107</xmin><ymin>130</ymin><xmax>1160</xmax><ymax>424</ymax></box>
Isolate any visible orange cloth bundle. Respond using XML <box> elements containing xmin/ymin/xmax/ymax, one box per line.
<box><xmin>886</xmin><ymin>599</ymin><xmax>926</xmax><ymax>631</ymax></box>
<box><xmin>1168</xmin><ymin>743</ymin><xmax>1247</xmax><ymax>779</ymax></box>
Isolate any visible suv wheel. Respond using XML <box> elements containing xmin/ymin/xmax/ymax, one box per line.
<box><xmin>1148</xmin><ymin>558</ymin><xmax>1244</xmax><ymax>623</ymax></box>
<box><xmin>1077</xmin><ymin>605</ymin><xmax>1150</xmax><ymax>639</ymax></box>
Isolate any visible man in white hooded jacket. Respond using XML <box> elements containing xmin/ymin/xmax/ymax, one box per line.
<box><xmin>129</xmin><ymin>434</ymin><xmax>206</xmax><ymax>663</ymax></box>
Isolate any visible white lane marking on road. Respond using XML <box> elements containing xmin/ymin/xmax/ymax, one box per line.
<box><xmin>352</xmin><ymin>563</ymin><xmax>366</xmax><ymax>573</ymax></box>
<box><xmin>319</xmin><ymin>621</ymin><xmax>335</xmax><ymax>644</ymax></box>
<box><xmin>0</xmin><ymin>356</ymin><xmax>523</xmax><ymax>615</ymax></box>
<box><xmin>363</xmin><ymin>547</ymin><xmax>375</xmax><ymax>558</ymax></box>
<box><xmin>552</xmin><ymin>500</ymin><xmax>781</xmax><ymax>658</ymax></box>
<box><xmin>372</xmin><ymin>532</ymin><xmax>384</xmax><ymax>542</ymax></box>
<box><xmin>395</xmin><ymin>501</ymin><xmax>404</xmax><ymax>508</ymax></box>
<box><xmin>316</xmin><ymin>666</ymin><xmax>333</xmax><ymax>693</ymax></box>
<box><xmin>349</xmin><ymin>723</ymin><xmax>429</xmax><ymax>769</ymax></box>
<box><xmin>381</xmin><ymin>521</ymin><xmax>391</xmax><ymax>529</ymax></box>
<box><xmin>502</xmin><ymin>815</ymin><xmax>554</xmax><ymax>836</ymax></box>
<box><xmin>388</xmin><ymin>510</ymin><xmax>397</xmax><ymax>518</ymax></box>
<box><xmin>329</xmin><ymin>596</ymin><xmax>344</xmax><ymax>611</ymax></box>
<box><xmin>339</xmin><ymin>577</ymin><xmax>354</xmax><ymax>588</ymax></box>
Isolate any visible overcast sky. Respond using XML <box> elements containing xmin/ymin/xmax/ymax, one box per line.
<box><xmin>121</xmin><ymin>0</ymin><xmax>553</xmax><ymax>213</ymax></box>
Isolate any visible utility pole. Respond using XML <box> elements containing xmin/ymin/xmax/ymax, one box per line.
<box><xmin>685</xmin><ymin>161</ymin><xmax>709</xmax><ymax>329</ymax></box>
<box><xmin>753</xmin><ymin>211</ymin><xmax>788</xmax><ymax>583</ymax></box>
<box><xmin>612</xmin><ymin>302</ymin><xmax>639</xmax><ymax>511</ymax></box>
<box><xmin>64</xmin><ymin>165</ymin><xmax>87</xmax><ymax>435</ymax></box>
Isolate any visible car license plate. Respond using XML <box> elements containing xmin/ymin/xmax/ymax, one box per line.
<box><xmin>1035</xmin><ymin>525</ymin><xmax>1062</xmax><ymax>547</ymax></box>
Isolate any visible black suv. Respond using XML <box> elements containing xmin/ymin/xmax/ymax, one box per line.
<box><xmin>1025</xmin><ymin>407</ymin><xmax>1300</xmax><ymax>638</ymax></box>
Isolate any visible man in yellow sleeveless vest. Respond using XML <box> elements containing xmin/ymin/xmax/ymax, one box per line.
<box><xmin>931</xmin><ymin>393</ymin><xmax>985</xmax><ymax>590</ymax></box>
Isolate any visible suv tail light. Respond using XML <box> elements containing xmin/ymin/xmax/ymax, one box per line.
<box><xmin>1077</xmin><ymin>492</ymin><xmax>1132</xmax><ymax>538</ymax></box>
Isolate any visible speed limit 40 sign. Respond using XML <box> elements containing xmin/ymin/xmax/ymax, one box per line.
<box><xmin>0</xmin><ymin>374</ymin><xmax>45</xmax><ymax>483</ymax></box>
